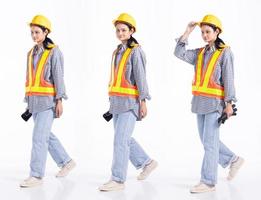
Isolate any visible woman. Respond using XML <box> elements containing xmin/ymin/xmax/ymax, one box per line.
<box><xmin>174</xmin><ymin>14</ymin><xmax>244</xmax><ymax>193</ymax></box>
<box><xmin>99</xmin><ymin>13</ymin><xmax>158</xmax><ymax>191</ymax></box>
<box><xmin>20</xmin><ymin>15</ymin><xmax>75</xmax><ymax>188</ymax></box>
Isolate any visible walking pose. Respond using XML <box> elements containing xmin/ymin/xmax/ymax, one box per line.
<box><xmin>174</xmin><ymin>14</ymin><xmax>244</xmax><ymax>193</ymax></box>
<box><xmin>20</xmin><ymin>15</ymin><xmax>75</xmax><ymax>187</ymax></box>
<box><xmin>99</xmin><ymin>13</ymin><xmax>158</xmax><ymax>192</ymax></box>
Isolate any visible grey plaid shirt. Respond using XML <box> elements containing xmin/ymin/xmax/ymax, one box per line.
<box><xmin>24</xmin><ymin>45</ymin><xmax>68</xmax><ymax>113</ymax></box>
<box><xmin>109</xmin><ymin>44</ymin><xmax>151</xmax><ymax>120</ymax></box>
<box><xmin>174</xmin><ymin>37</ymin><xmax>237</xmax><ymax>114</ymax></box>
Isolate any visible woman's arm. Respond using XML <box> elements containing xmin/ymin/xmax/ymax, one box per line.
<box><xmin>51</xmin><ymin>47</ymin><xmax>68</xmax><ymax>117</ymax></box>
<box><xmin>221</xmin><ymin>47</ymin><xmax>237</xmax><ymax>118</ymax></box>
<box><xmin>132</xmin><ymin>47</ymin><xmax>151</xmax><ymax>118</ymax></box>
<box><xmin>174</xmin><ymin>22</ymin><xmax>199</xmax><ymax>65</ymax></box>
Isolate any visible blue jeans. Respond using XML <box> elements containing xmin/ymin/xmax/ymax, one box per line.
<box><xmin>197</xmin><ymin>112</ymin><xmax>236</xmax><ymax>185</ymax></box>
<box><xmin>111</xmin><ymin>111</ymin><xmax>151</xmax><ymax>182</ymax></box>
<box><xmin>30</xmin><ymin>109</ymin><xmax>71</xmax><ymax>178</ymax></box>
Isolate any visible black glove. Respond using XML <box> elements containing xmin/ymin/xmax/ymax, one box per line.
<box><xmin>218</xmin><ymin>104</ymin><xmax>237</xmax><ymax>125</ymax></box>
<box><xmin>103</xmin><ymin>111</ymin><xmax>113</xmax><ymax>122</ymax></box>
<box><xmin>21</xmin><ymin>109</ymin><xmax>32</xmax><ymax>121</ymax></box>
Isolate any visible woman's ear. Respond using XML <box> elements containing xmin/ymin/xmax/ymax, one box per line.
<box><xmin>130</xmin><ymin>28</ymin><xmax>135</xmax><ymax>34</ymax></box>
<box><xmin>44</xmin><ymin>29</ymin><xmax>49</xmax><ymax>36</ymax></box>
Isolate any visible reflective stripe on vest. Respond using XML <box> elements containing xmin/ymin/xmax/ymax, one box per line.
<box><xmin>25</xmin><ymin>46</ymin><xmax>56</xmax><ymax>96</ymax></box>
<box><xmin>108</xmin><ymin>45</ymin><xmax>139</xmax><ymax>98</ymax></box>
<box><xmin>192</xmin><ymin>47</ymin><xmax>225</xmax><ymax>99</ymax></box>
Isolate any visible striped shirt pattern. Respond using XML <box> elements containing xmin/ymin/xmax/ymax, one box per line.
<box><xmin>24</xmin><ymin>45</ymin><xmax>68</xmax><ymax>113</ymax></box>
<box><xmin>174</xmin><ymin>37</ymin><xmax>237</xmax><ymax>114</ymax></box>
<box><xmin>109</xmin><ymin>44</ymin><xmax>151</xmax><ymax>120</ymax></box>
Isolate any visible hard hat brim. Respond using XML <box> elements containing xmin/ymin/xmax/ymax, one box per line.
<box><xmin>112</xmin><ymin>20</ymin><xmax>136</xmax><ymax>32</ymax></box>
<box><xmin>197</xmin><ymin>21</ymin><xmax>222</xmax><ymax>32</ymax></box>
<box><xmin>28</xmin><ymin>22</ymin><xmax>51</xmax><ymax>33</ymax></box>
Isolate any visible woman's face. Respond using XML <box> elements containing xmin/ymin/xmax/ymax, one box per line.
<box><xmin>115</xmin><ymin>23</ymin><xmax>134</xmax><ymax>43</ymax></box>
<box><xmin>30</xmin><ymin>25</ymin><xmax>48</xmax><ymax>44</ymax></box>
<box><xmin>200</xmin><ymin>24</ymin><xmax>219</xmax><ymax>44</ymax></box>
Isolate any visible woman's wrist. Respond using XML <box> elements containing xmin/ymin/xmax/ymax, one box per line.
<box><xmin>56</xmin><ymin>98</ymin><xmax>62</xmax><ymax>103</ymax></box>
<box><xmin>181</xmin><ymin>32</ymin><xmax>189</xmax><ymax>41</ymax></box>
<box><xmin>226</xmin><ymin>100</ymin><xmax>232</xmax><ymax>106</ymax></box>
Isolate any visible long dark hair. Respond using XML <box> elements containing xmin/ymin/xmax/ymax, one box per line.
<box><xmin>124</xmin><ymin>23</ymin><xmax>139</xmax><ymax>48</ymax></box>
<box><xmin>203</xmin><ymin>23</ymin><xmax>225</xmax><ymax>50</ymax></box>
<box><xmin>33</xmin><ymin>25</ymin><xmax>54</xmax><ymax>50</ymax></box>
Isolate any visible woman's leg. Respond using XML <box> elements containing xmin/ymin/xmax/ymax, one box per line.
<box><xmin>197</xmin><ymin>113</ymin><xmax>236</xmax><ymax>169</ymax></box>
<box><xmin>48</xmin><ymin>132</ymin><xmax>71</xmax><ymax>167</ymax></box>
<box><xmin>199</xmin><ymin>112</ymin><xmax>220</xmax><ymax>185</ymax></box>
<box><xmin>111</xmin><ymin>111</ymin><xmax>137</xmax><ymax>182</ymax></box>
<box><xmin>30</xmin><ymin>109</ymin><xmax>54</xmax><ymax>177</ymax></box>
<box><xmin>129</xmin><ymin>138</ymin><xmax>151</xmax><ymax>169</ymax></box>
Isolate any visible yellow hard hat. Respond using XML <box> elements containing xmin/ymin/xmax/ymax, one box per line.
<box><xmin>29</xmin><ymin>15</ymin><xmax>52</xmax><ymax>32</ymax></box>
<box><xmin>198</xmin><ymin>14</ymin><xmax>223</xmax><ymax>32</ymax></box>
<box><xmin>113</xmin><ymin>13</ymin><xmax>136</xmax><ymax>32</ymax></box>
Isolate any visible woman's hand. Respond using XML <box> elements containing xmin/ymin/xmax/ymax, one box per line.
<box><xmin>140</xmin><ymin>100</ymin><xmax>147</xmax><ymax>119</ymax></box>
<box><xmin>55</xmin><ymin>99</ymin><xmax>63</xmax><ymax>118</ymax></box>
<box><xmin>186</xmin><ymin>21</ymin><xmax>197</xmax><ymax>34</ymax></box>
<box><xmin>223</xmin><ymin>103</ymin><xmax>233</xmax><ymax>118</ymax></box>
<box><xmin>181</xmin><ymin>21</ymin><xmax>197</xmax><ymax>41</ymax></box>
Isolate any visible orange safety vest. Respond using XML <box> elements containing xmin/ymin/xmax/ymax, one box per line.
<box><xmin>108</xmin><ymin>45</ymin><xmax>139</xmax><ymax>98</ymax></box>
<box><xmin>25</xmin><ymin>45</ymin><xmax>56</xmax><ymax>96</ymax></box>
<box><xmin>192</xmin><ymin>47</ymin><xmax>227</xmax><ymax>99</ymax></box>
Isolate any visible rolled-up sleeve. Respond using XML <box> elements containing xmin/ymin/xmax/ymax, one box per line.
<box><xmin>221</xmin><ymin>48</ymin><xmax>237</xmax><ymax>102</ymax></box>
<box><xmin>174</xmin><ymin>37</ymin><xmax>199</xmax><ymax>65</ymax></box>
<box><xmin>51</xmin><ymin>47</ymin><xmax>68</xmax><ymax>100</ymax></box>
<box><xmin>132</xmin><ymin>47</ymin><xmax>151</xmax><ymax>101</ymax></box>
<box><xmin>23</xmin><ymin>51</ymin><xmax>30</xmax><ymax>104</ymax></box>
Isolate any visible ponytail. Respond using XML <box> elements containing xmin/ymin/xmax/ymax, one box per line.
<box><xmin>127</xmin><ymin>35</ymin><xmax>139</xmax><ymax>48</ymax></box>
<box><xmin>214</xmin><ymin>35</ymin><xmax>225</xmax><ymax>50</ymax></box>
<box><xmin>43</xmin><ymin>37</ymin><xmax>54</xmax><ymax>50</ymax></box>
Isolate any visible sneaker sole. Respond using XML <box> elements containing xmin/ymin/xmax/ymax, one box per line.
<box><xmin>99</xmin><ymin>186</ymin><xmax>125</xmax><ymax>192</ymax></box>
<box><xmin>20</xmin><ymin>182</ymin><xmax>43</xmax><ymax>188</ymax></box>
<box><xmin>190</xmin><ymin>187</ymin><xmax>216</xmax><ymax>193</ymax></box>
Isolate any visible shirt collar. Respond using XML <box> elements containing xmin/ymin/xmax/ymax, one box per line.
<box><xmin>118</xmin><ymin>44</ymin><xmax>127</xmax><ymax>50</ymax></box>
<box><xmin>205</xmin><ymin>44</ymin><xmax>216</xmax><ymax>53</ymax></box>
<box><xmin>33</xmin><ymin>45</ymin><xmax>44</xmax><ymax>55</ymax></box>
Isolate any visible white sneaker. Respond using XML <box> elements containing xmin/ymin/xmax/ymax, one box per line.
<box><xmin>137</xmin><ymin>160</ymin><xmax>158</xmax><ymax>180</ymax></box>
<box><xmin>190</xmin><ymin>183</ymin><xmax>215</xmax><ymax>193</ymax></box>
<box><xmin>227</xmin><ymin>156</ymin><xmax>244</xmax><ymax>181</ymax></box>
<box><xmin>56</xmin><ymin>160</ymin><xmax>76</xmax><ymax>178</ymax></box>
<box><xmin>98</xmin><ymin>180</ymin><xmax>125</xmax><ymax>191</ymax></box>
<box><xmin>20</xmin><ymin>177</ymin><xmax>43</xmax><ymax>188</ymax></box>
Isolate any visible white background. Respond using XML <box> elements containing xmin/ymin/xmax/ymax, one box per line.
<box><xmin>0</xmin><ymin>0</ymin><xmax>260</xmax><ymax>199</ymax></box>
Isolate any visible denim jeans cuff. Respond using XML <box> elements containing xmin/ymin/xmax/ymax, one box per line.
<box><xmin>111</xmin><ymin>175</ymin><xmax>125</xmax><ymax>183</ymax></box>
<box><xmin>223</xmin><ymin>155</ymin><xmax>238</xmax><ymax>168</ymax></box>
<box><xmin>136</xmin><ymin>158</ymin><xmax>152</xmax><ymax>170</ymax></box>
<box><xmin>30</xmin><ymin>171</ymin><xmax>43</xmax><ymax>178</ymax></box>
<box><xmin>200</xmin><ymin>178</ymin><xmax>216</xmax><ymax>186</ymax></box>
<box><xmin>58</xmin><ymin>157</ymin><xmax>72</xmax><ymax>168</ymax></box>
